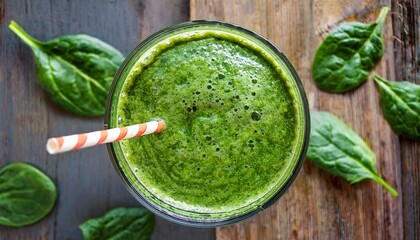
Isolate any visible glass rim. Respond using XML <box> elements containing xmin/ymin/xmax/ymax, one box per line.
<box><xmin>104</xmin><ymin>20</ymin><xmax>310</xmax><ymax>228</ymax></box>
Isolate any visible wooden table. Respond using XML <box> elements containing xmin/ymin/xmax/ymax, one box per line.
<box><xmin>0</xmin><ymin>0</ymin><xmax>418</xmax><ymax>239</ymax></box>
<box><xmin>192</xmin><ymin>0</ymin><xmax>419</xmax><ymax>239</ymax></box>
<box><xmin>0</xmin><ymin>1</ymin><xmax>212</xmax><ymax>239</ymax></box>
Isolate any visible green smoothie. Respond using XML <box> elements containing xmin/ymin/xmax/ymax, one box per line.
<box><xmin>109</xmin><ymin>23</ymin><xmax>307</xmax><ymax>220</ymax></box>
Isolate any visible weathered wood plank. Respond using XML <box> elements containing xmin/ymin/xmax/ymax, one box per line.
<box><xmin>191</xmin><ymin>0</ymin><xmax>406</xmax><ymax>239</ymax></box>
<box><xmin>392</xmin><ymin>1</ymin><xmax>420</xmax><ymax>239</ymax></box>
<box><xmin>0</xmin><ymin>0</ymin><xmax>213</xmax><ymax>239</ymax></box>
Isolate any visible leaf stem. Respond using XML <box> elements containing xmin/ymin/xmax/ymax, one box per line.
<box><xmin>373</xmin><ymin>174</ymin><xmax>398</xmax><ymax>197</ymax></box>
<box><xmin>374</xmin><ymin>75</ymin><xmax>389</xmax><ymax>89</ymax></box>
<box><xmin>374</xmin><ymin>75</ymin><xmax>385</xmax><ymax>82</ymax></box>
<box><xmin>376</xmin><ymin>6</ymin><xmax>390</xmax><ymax>26</ymax></box>
<box><xmin>8</xmin><ymin>21</ymin><xmax>42</xmax><ymax>49</ymax></box>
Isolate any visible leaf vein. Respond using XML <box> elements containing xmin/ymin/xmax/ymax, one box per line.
<box><xmin>51</xmin><ymin>53</ymin><xmax>108</xmax><ymax>93</ymax></box>
<box><xmin>376</xmin><ymin>78</ymin><xmax>420</xmax><ymax>118</ymax></box>
<box><xmin>46</xmin><ymin>57</ymin><xmax>86</xmax><ymax>113</ymax></box>
<box><xmin>314</xmin><ymin>129</ymin><xmax>376</xmax><ymax>178</ymax></box>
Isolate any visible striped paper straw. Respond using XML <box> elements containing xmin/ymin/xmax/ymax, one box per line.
<box><xmin>46</xmin><ymin>120</ymin><xmax>165</xmax><ymax>154</ymax></box>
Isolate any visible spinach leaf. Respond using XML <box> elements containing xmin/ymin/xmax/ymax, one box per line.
<box><xmin>79</xmin><ymin>207</ymin><xmax>155</xmax><ymax>240</ymax></box>
<box><xmin>8</xmin><ymin>21</ymin><xmax>124</xmax><ymax>116</ymax></box>
<box><xmin>311</xmin><ymin>7</ymin><xmax>389</xmax><ymax>93</ymax></box>
<box><xmin>0</xmin><ymin>163</ymin><xmax>57</xmax><ymax>227</ymax></box>
<box><xmin>308</xmin><ymin>111</ymin><xmax>397</xmax><ymax>196</ymax></box>
<box><xmin>374</xmin><ymin>75</ymin><xmax>420</xmax><ymax>140</ymax></box>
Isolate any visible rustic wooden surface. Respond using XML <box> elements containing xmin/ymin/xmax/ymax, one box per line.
<box><xmin>191</xmin><ymin>0</ymin><xmax>419</xmax><ymax>239</ymax></box>
<box><xmin>1</xmin><ymin>0</ymin><xmax>418</xmax><ymax>239</ymax></box>
<box><xmin>392</xmin><ymin>1</ymin><xmax>420</xmax><ymax>239</ymax></box>
<box><xmin>0</xmin><ymin>0</ymin><xmax>214</xmax><ymax>239</ymax></box>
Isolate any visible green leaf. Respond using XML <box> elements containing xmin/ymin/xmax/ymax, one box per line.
<box><xmin>311</xmin><ymin>7</ymin><xmax>389</xmax><ymax>93</ymax></box>
<box><xmin>79</xmin><ymin>207</ymin><xmax>155</xmax><ymax>240</ymax></box>
<box><xmin>0</xmin><ymin>163</ymin><xmax>57</xmax><ymax>227</ymax></box>
<box><xmin>8</xmin><ymin>21</ymin><xmax>124</xmax><ymax>116</ymax></box>
<box><xmin>308</xmin><ymin>111</ymin><xmax>397</xmax><ymax>196</ymax></box>
<box><xmin>374</xmin><ymin>75</ymin><xmax>420</xmax><ymax>140</ymax></box>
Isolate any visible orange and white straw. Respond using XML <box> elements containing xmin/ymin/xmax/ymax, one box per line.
<box><xmin>46</xmin><ymin>120</ymin><xmax>165</xmax><ymax>154</ymax></box>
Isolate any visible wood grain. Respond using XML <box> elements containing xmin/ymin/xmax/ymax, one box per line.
<box><xmin>0</xmin><ymin>0</ymin><xmax>213</xmax><ymax>239</ymax></box>
<box><xmin>392</xmin><ymin>1</ymin><xmax>420</xmax><ymax>239</ymax></box>
<box><xmin>191</xmin><ymin>0</ymin><xmax>417</xmax><ymax>239</ymax></box>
